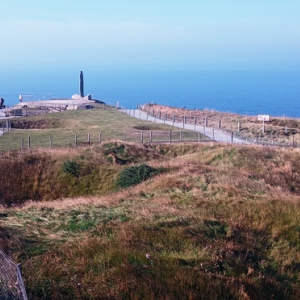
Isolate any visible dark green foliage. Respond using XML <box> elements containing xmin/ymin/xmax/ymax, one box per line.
<box><xmin>117</xmin><ymin>164</ymin><xmax>162</xmax><ymax>188</ymax></box>
<box><xmin>61</xmin><ymin>160</ymin><xmax>80</xmax><ymax>176</ymax></box>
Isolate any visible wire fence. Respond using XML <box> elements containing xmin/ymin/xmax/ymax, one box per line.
<box><xmin>122</xmin><ymin>108</ymin><xmax>299</xmax><ymax>148</ymax></box>
<box><xmin>0</xmin><ymin>247</ymin><xmax>28</xmax><ymax>300</ymax></box>
<box><xmin>0</xmin><ymin>130</ymin><xmax>211</xmax><ymax>152</ymax></box>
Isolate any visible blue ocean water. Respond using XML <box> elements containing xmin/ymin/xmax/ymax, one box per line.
<box><xmin>1</xmin><ymin>69</ymin><xmax>299</xmax><ymax>117</ymax></box>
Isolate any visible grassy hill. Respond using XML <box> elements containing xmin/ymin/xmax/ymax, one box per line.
<box><xmin>0</xmin><ymin>106</ymin><xmax>177</xmax><ymax>151</ymax></box>
<box><xmin>1</xmin><ymin>107</ymin><xmax>300</xmax><ymax>299</ymax></box>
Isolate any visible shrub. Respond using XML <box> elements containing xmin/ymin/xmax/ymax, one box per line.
<box><xmin>117</xmin><ymin>164</ymin><xmax>162</xmax><ymax>188</ymax></box>
<box><xmin>61</xmin><ymin>160</ymin><xmax>80</xmax><ymax>177</ymax></box>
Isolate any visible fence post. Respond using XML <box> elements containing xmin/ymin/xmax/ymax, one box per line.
<box><xmin>231</xmin><ymin>132</ymin><xmax>233</xmax><ymax>144</ymax></box>
<box><xmin>180</xmin><ymin>130</ymin><xmax>182</xmax><ymax>142</ymax></box>
<box><xmin>49</xmin><ymin>136</ymin><xmax>52</xmax><ymax>149</ymax></box>
<box><xmin>75</xmin><ymin>133</ymin><xmax>77</xmax><ymax>146</ymax></box>
<box><xmin>212</xmin><ymin>129</ymin><xmax>215</xmax><ymax>141</ymax></box>
<box><xmin>205</xmin><ymin>118</ymin><xmax>208</xmax><ymax>127</ymax></box>
<box><xmin>159</xmin><ymin>111</ymin><xmax>161</xmax><ymax>119</ymax></box>
<box><xmin>293</xmin><ymin>135</ymin><xmax>295</xmax><ymax>147</ymax></box>
<box><xmin>169</xmin><ymin>130</ymin><xmax>172</xmax><ymax>143</ymax></box>
<box><xmin>99</xmin><ymin>132</ymin><xmax>102</xmax><ymax>143</ymax></box>
<box><xmin>164</xmin><ymin>114</ymin><xmax>166</xmax><ymax>124</ymax></box>
<box><xmin>218</xmin><ymin>119</ymin><xmax>221</xmax><ymax>129</ymax></box>
<box><xmin>183</xmin><ymin>118</ymin><xmax>185</xmax><ymax>129</ymax></box>
<box><xmin>17</xmin><ymin>263</ymin><xmax>28</xmax><ymax>300</ymax></box>
<box><xmin>203</xmin><ymin>126</ymin><xmax>205</xmax><ymax>135</ymax></box>
<box><xmin>141</xmin><ymin>130</ymin><xmax>144</xmax><ymax>143</ymax></box>
<box><xmin>28</xmin><ymin>136</ymin><xmax>31</xmax><ymax>150</ymax></box>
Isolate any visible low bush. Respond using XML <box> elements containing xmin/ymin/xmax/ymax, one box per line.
<box><xmin>117</xmin><ymin>163</ymin><xmax>163</xmax><ymax>188</ymax></box>
<box><xmin>61</xmin><ymin>160</ymin><xmax>80</xmax><ymax>177</ymax></box>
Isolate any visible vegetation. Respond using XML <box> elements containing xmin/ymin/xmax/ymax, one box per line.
<box><xmin>0</xmin><ymin>106</ymin><xmax>177</xmax><ymax>151</ymax></box>
<box><xmin>144</xmin><ymin>104</ymin><xmax>300</xmax><ymax>144</ymax></box>
<box><xmin>1</xmin><ymin>142</ymin><xmax>300</xmax><ymax>299</ymax></box>
<box><xmin>116</xmin><ymin>163</ymin><xmax>163</xmax><ymax>188</ymax></box>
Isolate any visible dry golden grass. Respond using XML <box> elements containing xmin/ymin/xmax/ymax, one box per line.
<box><xmin>1</xmin><ymin>142</ymin><xmax>300</xmax><ymax>299</ymax></box>
<box><xmin>144</xmin><ymin>104</ymin><xmax>300</xmax><ymax>144</ymax></box>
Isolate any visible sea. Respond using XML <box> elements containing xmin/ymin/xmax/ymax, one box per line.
<box><xmin>1</xmin><ymin>68</ymin><xmax>299</xmax><ymax>118</ymax></box>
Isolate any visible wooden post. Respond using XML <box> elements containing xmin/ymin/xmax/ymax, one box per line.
<box><xmin>99</xmin><ymin>132</ymin><xmax>102</xmax><ymax>143</ymax></box>
<box><xmin>218</xmin><ymin>119</ymin><xmax>221</xmax><ymax>129</ymax></box>
<box><xmin>183</xmin><ymin>118</ymin><xmax>185</xmax><ymax>129</ymax></box>
<box><xmin>205</xmin><ymin>118</ymin><xmax>208</xmax><ymax>127</ymax></box>
<box><xmin>164</xmin><ymin>114</ymin><xmax>166</xmax><ymax>124</ymax></box>
<box><xmin>141</xmin><ymin>130</ymin><xmax>144</xmax><ymax>143</ymax></box>
<box><xmin>293</xmin><ymin>135</ymin><xmax>295</xmax><ymax>147</ymax></box>
<box><xmin>180</xmin><ymin>130</ymin><xmax>182</xmax><ymax>142</ymax></box>
<box><xmin>159</xmin><ymin>111</ymin><xmax>161</xmax><ymax>119</ymax></box>
<box><xmin>150</xmin><ymin>130</ymin><xmax>152</xmax><ymax>143</ymax></box>
<box><xmin>75</xmin><ymin>133</ymin><xmax>77</xmax><ymax>146</ymax></box>
<box><xmin>231</xmin><ymin>132</ymin><xmax>233</xmax><ymax>144</ymax></box>
<box><xmin>28</xmin><ymin>136</ymin><xmax>31</xmax><ymax>149</ymax></box>
<box><xmin>169</xmin><ymin>130</ymin><xmax>172</xmax><ymax>143</ymax></box>
<box><xmin>49</xmin><ymin>136</ymin><xmax>52</xmax><ymax>149</ymax></box>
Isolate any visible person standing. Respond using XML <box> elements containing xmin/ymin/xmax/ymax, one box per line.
<box><xmin>19</xmin><ymin>93</ymin><xmax>23</xmax><ymax>102</ymax></box>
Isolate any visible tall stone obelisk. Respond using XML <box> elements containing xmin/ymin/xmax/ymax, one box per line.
<box><xmin>79</xmin><ymin>71</ymin><xmax>84</xmax><ymax>98</ymax></box>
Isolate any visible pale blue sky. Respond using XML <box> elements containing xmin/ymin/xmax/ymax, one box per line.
<box><xmin>1</xmin><ymin>0</ymin><xmax>300</xmax><ymax>71</ymax></box>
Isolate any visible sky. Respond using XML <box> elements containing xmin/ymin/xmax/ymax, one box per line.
<box><xmin>1</xmin><ymin>0</ymin><xmax>300</xmax><ymax>72</ymax></box>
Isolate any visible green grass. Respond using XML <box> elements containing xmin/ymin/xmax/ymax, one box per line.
<box><xmin>0</xmin><ymin>107</ymin><xmax>178</xmax><ymax>151</ymax></box>
<box><xmin>1</xmin><ymin>142</ymin><xmax>300</xmax><ymax>298</ymax></box>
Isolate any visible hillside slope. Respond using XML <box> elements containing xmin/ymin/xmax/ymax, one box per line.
<box><xmin>1</xmin><ymin>142</ymin><xmax>300</xmax><ymax>299</ymax></box>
